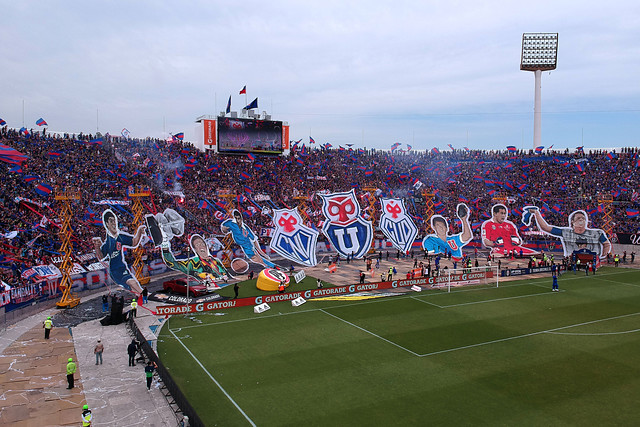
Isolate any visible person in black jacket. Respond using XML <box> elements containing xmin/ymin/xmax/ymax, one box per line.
<box><xmin>127</xmin><ymin>339</ymin><xmax>138</xmax><ymax>366</ymax></box>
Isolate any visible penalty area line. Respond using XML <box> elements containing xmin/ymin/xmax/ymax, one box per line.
<box><xmin>439</xmin><ymin>289</ymin><xmax>564</xmax><ymax>308</ymax></box>
<box><xmin>168</xmin><ymin>328</ymin><xmax>256</xmax><ymax>427</ymax></box>
<box><xmin>419</xmin><ymin>310</ymin><xmax>640</xmax><ymax>357</ymax></box>
<box><xmin>320</xmin><ymin>309</ymin><xmax>421</xmax><ymax>357</ymax></box>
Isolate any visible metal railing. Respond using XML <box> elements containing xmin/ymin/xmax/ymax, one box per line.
<box><xmin>128</xmin><ymin>317</ymin><xmax>205</xmax><ymax>427</ymax></box>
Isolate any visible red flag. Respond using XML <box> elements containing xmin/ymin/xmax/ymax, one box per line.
<box><xmin>239</xmin><ymin>85</ymin><xmax>246</xmax><ymax>95</ymax></box>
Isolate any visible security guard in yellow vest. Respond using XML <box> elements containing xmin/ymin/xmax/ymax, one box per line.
<box><xmin>130</xmin><ymin>298</ymin><xmax>138</xmax><ymax>318</ymax></box>
<box><xmin>43</xmin><ymin>316</ymin><xmax>53</xmax><ymax>339</ymax></box>
<box><xmin>81</xmin><ymin>404</ymin><xmax>92</xmax><ymax>426</ymax></box>
<box><xmin>66</xmin><ymin>357</ymin><xmax>76</xmax><ymax>389</ymax></box>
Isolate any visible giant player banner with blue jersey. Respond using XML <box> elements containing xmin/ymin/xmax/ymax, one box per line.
<box><xmin>422</xmin><ymin>203</ymin><xmax>473</xmax><ymax>262</ymax></box>
<box><xmin>92</xmin><ymin>209</ymin><xmax>147</xmax><ymax>294</ymax></box>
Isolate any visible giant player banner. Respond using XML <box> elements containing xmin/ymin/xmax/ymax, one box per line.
<box><xmin>481</xmin><ymin>204</ymin><xmax>537</xmax><ymax>257</ymax></box>
<box><xmin>146</xmin><ymin>208</ymin><xmax>232</xmax><ymax>289</ymax></box>
<box><xmin>92</xmin><ymin>209</ymin><xmax>146</xmax><ymax>294</ymax></box>
<box><xmin>422</xmin><ymin>203</ymin><xmax>472</xmax><ymax>262</ymax></box>
<box><xmin>522</xmin><ymin>207</ymin><xmax>611</xmax><ymax>258</ymax></box>
<box><xmin>221</xmin><ymin>209</ymin><xmax>277</xmax><ymax>268</ymax></box>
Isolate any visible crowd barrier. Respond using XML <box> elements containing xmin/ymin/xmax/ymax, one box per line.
<box><xmin>130</xmin><ymin>317</ymin><xmax>205</xmax><ymax>427</ymax></box>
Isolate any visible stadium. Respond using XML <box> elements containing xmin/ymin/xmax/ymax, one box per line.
<box><xmin>2</xmin><ymin>4</ymin><xmax>640</xmax><ymax>427</ymax></box>
<box><xmin>2</xmin><ymin>113</ymin><xmax>640</xmax><ymax>425</ymax></box>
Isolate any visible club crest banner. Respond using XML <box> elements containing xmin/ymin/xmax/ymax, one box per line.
<box><xmin>320</xmin><ymin>189</ymin><xmax>372</xmax><ymax>259</ymax></box>
<box><xmin>269</xmin><ymin>208</ymin><xmax>319</xmax><ymax>266</ymax></box>
<box><xmin>379</xmin><ymin>197</ymin><xmax>418</xmax><ymax>254</ymax></box>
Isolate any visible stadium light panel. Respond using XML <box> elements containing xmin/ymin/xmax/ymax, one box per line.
<box><xmin>520</xmin><ymin>33</ymin><xmax>558</xmax><ymax>71</ymax></box>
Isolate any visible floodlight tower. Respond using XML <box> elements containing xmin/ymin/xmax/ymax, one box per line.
<box><xmin>520</xmin><ymin>33</ymin><xmax>558</xmax><ymax>149</ymax></box>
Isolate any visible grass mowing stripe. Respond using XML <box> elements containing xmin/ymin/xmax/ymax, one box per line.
<box><xmin>168</xmin><ymin>328</ymin><xmax>257</xmax><ymax>427</ymax></box>
<box><xmin>319</xmin><ymin>309</ymin><xmax>421</xmax><ymax>356</ymax></box>
<box><xmin>419</xmin><ymin>310</ymin><xmax>640</xmax><ymax>357</ymax></box>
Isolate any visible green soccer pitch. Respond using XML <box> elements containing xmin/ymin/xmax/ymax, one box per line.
<box><xmin>157</xmin><ymin>267</ymin><xmax>640</xmax><ymax>426</ymax></box>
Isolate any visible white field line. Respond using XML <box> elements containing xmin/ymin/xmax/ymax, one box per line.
<box><xmin>438</xmin><ymin>289</ymin><xmax>565</xmax><ymax>308</ymax></box>
<box><xmin>168</xmin><ymin>328</ymin><xmax>256</xmax><ymax>427</ymax></box>
<box><xmin>319</xmin><ymin>309</ymin><xmax>422</xmax><ymax>357</ymax></box>
<box><xmin>418</xmin><ymin>311</ymin><xmax>640</xmax><ymax>357</ymax></box>
<box><xmin>410</xmin><ymin>296</ymin><xmax>444</xmax><ymax>308</ymax></box>
<box><xmin>546</xmin><ymin>328</ymin><xmax>640</xmax><ymax>336</ymax></box>
<box><xmin>596</xmin><ymin>277</ymin><xmax>640</xmax><ymax>288</ymax></box>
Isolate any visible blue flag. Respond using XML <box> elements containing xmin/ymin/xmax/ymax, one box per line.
<box><xmin>244</xmin><ymin>98</ymin><xmax>258</xmax><ymax>110</ymax></box>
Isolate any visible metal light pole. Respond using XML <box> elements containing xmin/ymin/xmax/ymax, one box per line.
<box><xmin>521</xmin><ymin>33</ymin><xmax>558</xmax><ymax>150</ymax></box>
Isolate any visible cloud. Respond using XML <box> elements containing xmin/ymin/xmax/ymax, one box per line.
<box><xmin>1</xmin><ymin>0</ymin><xmax>639</xmax><ymax>149</ymax></box>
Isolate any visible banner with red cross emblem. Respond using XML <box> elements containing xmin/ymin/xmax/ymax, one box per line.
<box><xmin>269</xmin><ymin>208</ymin><xmax>319</xmax><ymax>266</ymax></box>
<box><xmin>379</xmin><ymin>197</ymin><xmax>418</xmax><ymax>254</ymax></box>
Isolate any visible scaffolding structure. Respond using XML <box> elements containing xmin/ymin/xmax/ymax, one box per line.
<box><xmin>128</xmin><ymin>186</ymin><xmax>151</xmax><ymax>285</ymax></box>
<box><xmin>491</xmin><ymin>192</ymin><xmax>508</xmax><ymax>206</ymax></box>
<box><xmin>294</xmin><ymin>195</ymin><xmax>312</xmax><ymax>227</ymax></box>
<box><xmin>422</xmin><ymin>188</ymin><xmax>436</xmax><ymax>228</ymax></box>
<box><xmin>55</xmin><ymin>189</ymin><xmax>81</xmax><ymax>309</ymax></box>
<box><xmin>362</xmin><ymin>187</ymin><xmax>379</xmax><ymax>253</ymax></box>
<box><xmin>216</xmin><ymin>189</ymin><xmax>239</xmax><ymax>267</ymax></box>
<box><xmin>597</xmin><ymin>193</ymin><xmax>614</xmax><ymax>237</ymax></box>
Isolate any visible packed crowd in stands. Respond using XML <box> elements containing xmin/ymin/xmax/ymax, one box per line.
<box><xmin>1</xmin><ymin>124</ymin><xmax>639</xmax><ymax>286</ymax></box>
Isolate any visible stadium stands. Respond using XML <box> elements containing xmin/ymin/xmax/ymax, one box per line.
<box><xmin>1</xmin><ymin>124</ymin><xmax>638</xmax><ymax>305</ymax></box>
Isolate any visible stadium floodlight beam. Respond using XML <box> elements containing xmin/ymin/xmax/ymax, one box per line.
<box><xmin>520</xmin><ymin>32</ymin><xmax>558</xmax><ymax>149</ymax></box>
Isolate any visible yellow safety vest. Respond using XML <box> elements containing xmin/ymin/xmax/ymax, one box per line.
<box><xmin>131</xmin><ymin>301</ymin><xmax>138</xmax><ymax>309</ymax></box>
<box><xmin>82</xmin><ymin>410</ymin><xmax>92</xmax><ymax>426</ymax></box>
<box><xmin>44</xmin><ymin>319</ymin><xmax>53</xmax><ymax>329</ymax></box>
<box><xmin>67</xmin><ymin>362</ymin><xmax>76</xmax><ymax>375</ymax></box>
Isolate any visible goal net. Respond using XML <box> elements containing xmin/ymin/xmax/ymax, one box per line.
<box><xmin>430</xmin><ymin>265</ymin><xmax>500</xmax><ymax>292</ymax></box>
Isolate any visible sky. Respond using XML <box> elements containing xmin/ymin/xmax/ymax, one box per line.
<box><xmin>2</xmin><ymin>0</ymin><xmax>639</xmax><ymax>151</ymax></box>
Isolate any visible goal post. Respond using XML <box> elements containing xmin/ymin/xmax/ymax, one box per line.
<box><xmin>442</xmin><ymin>265</ymin><xmax>500</xmax><ymax>293</ymax></box>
